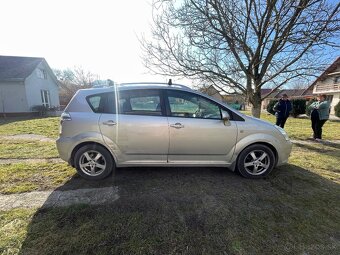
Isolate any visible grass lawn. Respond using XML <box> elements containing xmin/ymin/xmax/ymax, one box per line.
<box><xmin>0</xmin><ymin>117</ymin><xmax>59</xmax><ymax>139</ymax></box>
<box><xmin>0</xmin><ymin>139</ymin><xmax>58</xmax><ymax>159</ymax></box>
<box><xmin>0</xmin><ymin>163</ymin><xmax>76</xmax><ymax>194</ymax></box>
<box><xmin>0</xmin><ymin>116</ymin><xmax>339</xmax><ymax>254</ymax></box>
<box><xmin>240</xmin><ymin>110</ymin><xmax>340</xmax><ymax>140</ymax></box>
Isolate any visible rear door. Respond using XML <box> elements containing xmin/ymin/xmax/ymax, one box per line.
<box><xmin>99</xmin><ymin>89</ymin><xmax>169</xmax><ymax>165</ymax></box>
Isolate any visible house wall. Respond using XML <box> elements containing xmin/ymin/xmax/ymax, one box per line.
<box><xmin>330</xmin><ymin>92</ymin><xmax>340</xmax><ymax>115</ymax></box>
<box><xmin>25</xmin><ymin>61</ymin><xmax>60</xmax><ymax>110</ymax></box>
<box><xmin>0</xmin><ymin>81</ymin><xmax>28</xmax><ymax>112</ymax></box>
<box><xmin>313</xmin><ymin>66</ymin><xmax>340</xmax><ymax>115</ymax></box>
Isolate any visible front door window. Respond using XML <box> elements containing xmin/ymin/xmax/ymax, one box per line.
<box><xmin>167</xmin><ymin>90</ymin><xmax>221</xmax><ymax>119</ymax></box>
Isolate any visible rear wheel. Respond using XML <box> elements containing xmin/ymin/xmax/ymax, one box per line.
<box><xmin>74</xmin><ymin>144</ymin><xmax>114</xmax><ymax>180</ymax></box>
<box><xmin>237</xmin><ymin>144</ymin><xmax>275</xmax><ymax>179</ymax></box>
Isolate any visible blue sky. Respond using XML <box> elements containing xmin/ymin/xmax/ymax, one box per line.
<box><xmin>0</xmin><ymin>0</ymin><xmax>175</xmax><ymax>83</ymax></box>
<box><xmin>1</xmin><ymin>0</ymin><xmax>338</xmax><ymax>87</ymax></box>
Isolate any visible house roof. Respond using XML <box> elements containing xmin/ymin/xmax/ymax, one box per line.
<box><xmin>302</xmin><ymin>56</ymin><xmax>340</xmax><ymax>95</ymax></box>
<box><xmin>275</xmin><ymin>89</ymin><xmax>306</xmax><ymax>98</ymax></box>
<box><xmin>0</xmin><ymin>55</ymin><xmax>44</xmax><ymax>81</ymax></box>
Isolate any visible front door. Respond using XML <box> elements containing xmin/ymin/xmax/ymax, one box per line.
<box><xmin>166</xmin><ymin>90</ymin><xmax>238</xmax><ymax>164</ymax></box>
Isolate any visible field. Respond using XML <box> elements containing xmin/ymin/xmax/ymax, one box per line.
<box><xmin>0</xmin><ymin>114</ymin><xmax>339</xmax><ymax>254</ymax></box>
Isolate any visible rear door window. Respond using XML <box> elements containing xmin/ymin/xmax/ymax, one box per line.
<box><xmin>118</xmin><ymin>89</ymin><xmax>162</xmax><ymax>116</ymax></box>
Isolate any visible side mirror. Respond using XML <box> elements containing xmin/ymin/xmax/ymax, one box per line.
<box><xmin>221</xmin><ymin>110</ymin><xmax>230</xmax><ymax>125</ymax></box>
<box><xmin>222</xmin><ymin>110</ymin><xmax>230</xmax><ymax>120</ymax></box>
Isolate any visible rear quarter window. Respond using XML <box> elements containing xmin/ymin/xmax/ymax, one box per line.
<box><xmin>86</xmin><ymin>92</ymin><xmax>116</xmax><ymax>114</ymax></box>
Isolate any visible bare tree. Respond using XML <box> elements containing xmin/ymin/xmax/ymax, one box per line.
<box><xmin>141</xmin><ymin>0</ymin><xmax>340</xmax><ymax>117</ymax></box>
<box><xmin>54</xmin><ymin>67</ymin><xmax>100</xmax><ymax>106</ymax></box>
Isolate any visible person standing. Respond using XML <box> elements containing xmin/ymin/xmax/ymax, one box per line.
<box><xmin>273</xmin><ymin>94</ymin><xmax>292</xmax><ymax>128</ymax></box>
<box><xmin>309</xmin><ymin>94</ymin><xmax>330</xmax><ymax>141</ymax></box>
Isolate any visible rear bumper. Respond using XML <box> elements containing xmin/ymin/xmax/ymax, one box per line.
<box><xmin>56</xmin><ymin>137</ymin><xmax>73</xmax><ymax>163</ymax></box>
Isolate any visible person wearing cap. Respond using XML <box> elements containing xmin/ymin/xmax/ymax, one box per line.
<box><xmin>308</xmin><ymin>94</ymin><xmax>330</xmax><ymax>141</ymax></box>
<box><xmin>273</xmin><ymin>94</ymin><xmax>292</xmax><ymax>128</ymax></box>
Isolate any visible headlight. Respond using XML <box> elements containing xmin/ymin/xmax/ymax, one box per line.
<box><xmin>274</xmin><ymin>125</ymin><xmax>290</xmax><ymax>141</ymax></box>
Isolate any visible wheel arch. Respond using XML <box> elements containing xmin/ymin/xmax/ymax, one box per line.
<box><xmin>70</xmin><ymin>141</ymin><xmax>116</xmax><ymax>167</ymax></box>
<box><xmin>230</xmin><ymin>141</ymin><xmax>278</xmax><ymax>172</ymax></box>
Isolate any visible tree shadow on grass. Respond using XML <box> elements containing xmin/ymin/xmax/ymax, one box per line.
<box><xmin>294</xmin><ymin>141</ymin><xmax>340</xmax><ymax>152</ymax></box>
<box><xmin>19</xmin><ymin>165</ymin><xmax>340</xmax><ymax>255</ymax></box>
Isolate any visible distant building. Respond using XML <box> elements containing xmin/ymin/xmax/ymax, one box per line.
<box><xmin>261</xmin><ymin>88</ymin><xmax>314</xmax><ymax>110</ymax></box>
<box><xmin>200</xmin><ymin>85</ymin><xmax>246</xmax><ymax>105</ymax></box>
<box><xmin>200</xmin><ymin>85</ymin><xmax>225</xmax><ymax>102</ymax></box>
<box><xmin>0</xmin><ymin>55</ymin><xmax>60</xmax><ymax>116</ymax></box>
<box><xmin>304</xmin><ymin>57</ymin><xmax>340</xmax><ymax>115</ymax></box>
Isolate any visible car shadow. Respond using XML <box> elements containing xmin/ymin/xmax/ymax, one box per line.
<box><xmin>18</xmin><ymin>165</ymin><xmax>340</xmax><ymax>254</ymax></box>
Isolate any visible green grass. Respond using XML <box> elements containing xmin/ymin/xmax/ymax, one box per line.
<box><xmin>0</xmin><ymin>117</ymin><xmax>59</xmax><ymax>139</ymax></box>
<box><xmin>289</xmin><ymin>143</ymin><xmax>340</xmax><ymax>182</ymax></box>
<box><xmin>0</xmin><ymin>208</ymin><xmax>35</xmax><ymax>255</ymax></box>
<box><xmin>0</xmin><ymin>139</ymin><xmax>58</xmax><ymax>159</ymax></box>
<box><xmin>0</xmin><ymin>163</ymin><xmax>76</xmax><ymax>194</ymax></box>
<box><xmin>240</xmin><ymin>110</ymin><xmax>340</xmax><ymax>140</ymax></box>
<box><xmin>0</xmin><ymin>158</ymin><xmax>339</xmax><ymax>254</ymax></box>
<box><xmin>0</xmin><ymin>116</ymin><xmax>339</xmax><ymax>254</ymax></box>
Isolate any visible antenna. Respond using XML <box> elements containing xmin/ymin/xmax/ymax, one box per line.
<box><xmin>168</xmin><ymin>79</ymin><xmax>172</xmax><ymax>85</ymax></box>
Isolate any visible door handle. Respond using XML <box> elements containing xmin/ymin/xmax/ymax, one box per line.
<box><xmin>103</xmin><ymin>120</ymin><xmax>117</xmax><ymax>126</ymax></box>
<box><xmin>170</xmin><ymin>123</ymin><xmax>184</xmax><ymax>129</ymax></box>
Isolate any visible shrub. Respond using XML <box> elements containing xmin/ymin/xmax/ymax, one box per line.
<box><xmin>31</xmin><ymin>105</ymin><xmax>48</xmax><ymax>116</ymax></box>
<box><xmin>335</xmin><ymin>100</ymin><xmax>340</xmax><ymax>117</ymax></box>
<box><xmin>266</xmin><ymin>100</ymin><xmax>278</xmax><ymax>115</ymax></box>
<box><xmin>306</xmin><ymin>98</ymin><xmax>317</xmax><ymax>117</ymax></box>
<box><xmin>291</xmin><ymin>99</ymin><xmax>306</xmax><ymax>118</ymax></box>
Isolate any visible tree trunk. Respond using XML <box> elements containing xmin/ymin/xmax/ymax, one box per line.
<box><xmin>251</xmin><ymin>89</ymin><xmax>262</xmax><ymax>118</ymax></box>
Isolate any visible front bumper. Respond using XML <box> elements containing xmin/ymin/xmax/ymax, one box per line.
<box><xmin>276</xmin><ymin>139</ymin><xmax>293</xmax><ymax>166</ymax></box>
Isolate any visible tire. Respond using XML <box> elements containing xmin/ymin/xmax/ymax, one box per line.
<box><xmin>74</xmin><ymin>144</ymin><xmax>115</xmax><ymax>180</ymax></box>
<box><xmin>237</xmin><ymin>144</ymin><xmax>275</xmax><ymax>179</ymax></box>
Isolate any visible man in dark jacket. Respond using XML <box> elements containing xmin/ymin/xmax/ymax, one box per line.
<box><xmin>273</xmin><ymin>94</ymin><xmax>292</xmax><ymax>128</ymax></box>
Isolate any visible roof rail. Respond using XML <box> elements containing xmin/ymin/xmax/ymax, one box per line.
<box><xmin>119</xmin><ymin>81</ymin><xmax>191</xmax><ymax>90</ymax></box>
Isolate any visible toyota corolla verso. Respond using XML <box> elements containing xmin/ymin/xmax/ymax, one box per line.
<box><xmin>56</xmin><ymin>82</ymin><xmax>292</xmax><ymax>180</ymax></box>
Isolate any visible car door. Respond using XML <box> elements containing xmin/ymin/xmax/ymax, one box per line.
<box><xmin>166</xmin><ymin>89</ymin><xmax>238</xmax><ymax>164</ymax></box>
<box><xmin>99</xmin><ymin>89</ymin><xmax>169</xmax><ymax>165</ymax></box>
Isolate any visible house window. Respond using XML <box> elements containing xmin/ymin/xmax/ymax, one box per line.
<box><xmin>37</xmin><ymin>69</ymin><xmax>47</xmax><ymax>79</ymax></box>
<box><xmin>41</xmin><ymin>90</ymin><xmax>50</xmax><ymax>108</ymax></box>
<box><xmin>334</xmin><ymin>76</ymin><xmax>340</xmax><ymax>84</ymax></box>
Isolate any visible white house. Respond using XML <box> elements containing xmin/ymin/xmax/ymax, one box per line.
<box><xmin>0</xmin><ymin>55</ymin><xmax>60</xmax><ymax>116</ymax></box>
<box><xmin>308</xmin><ymin>57</ymin><xmax>340</xmax><ymax>115</ymax></box>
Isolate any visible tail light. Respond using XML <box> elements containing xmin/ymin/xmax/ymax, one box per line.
<box><xmin>60</xmin><ymin>112</ymin><xmax>72</xmax><ymax>124</ymax></box>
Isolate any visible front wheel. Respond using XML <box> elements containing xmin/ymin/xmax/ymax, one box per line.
<box><xmin>237</xmin><ymin>144</ymin><xmax>275</xmax><ymax>179</ymax></box>
<box><xmin>74</xmin><ymin>144</ymin><xmax>114</xmax><ymax>180</ymax></box>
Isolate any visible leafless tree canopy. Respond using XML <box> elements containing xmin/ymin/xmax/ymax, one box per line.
<box><xmin>141</xmin><ymin>0</ymin><xmax>340</xmax><ymax>116</ymax></box>
<box><xmin>54</xmin><ymin>67</ymin><xmax>100</xmax><ymax>106</ymax></box>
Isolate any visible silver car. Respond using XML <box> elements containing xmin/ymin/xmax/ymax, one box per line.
<box><xmin>56</xmin><ymin>83</ymin><xmax>292</xmax><ymax>180</ymax></box>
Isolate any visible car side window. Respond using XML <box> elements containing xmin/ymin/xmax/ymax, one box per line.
<box><xmin>167</xmin><ymin>90</ymin><xmax>221</xmax><ymax>119</ymax></box>
<box><xmin>119</xmin><ymin>89</ymin><xmax>162</xmax><ymax>116</ymax></box>
<box><xmin>86</xmin><ymin>92</ymin><xmax>116</xmax><ymax>114</ymax></box>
